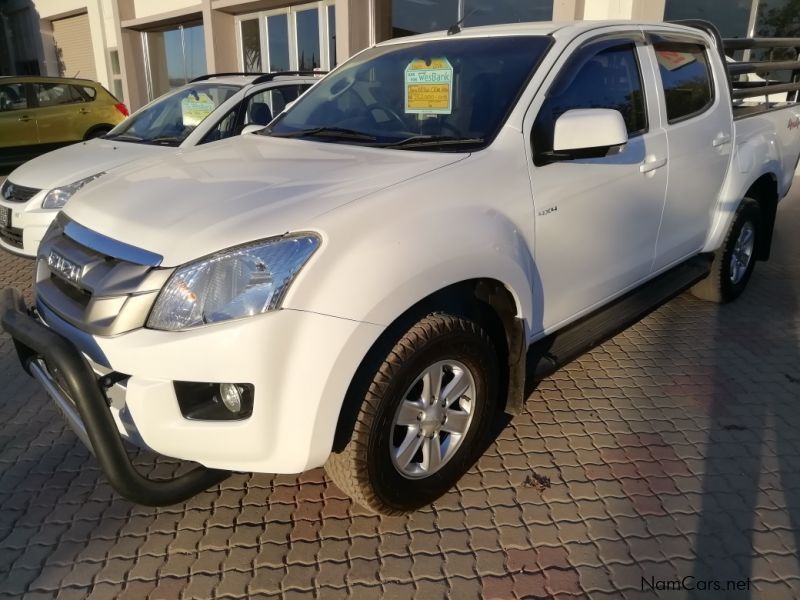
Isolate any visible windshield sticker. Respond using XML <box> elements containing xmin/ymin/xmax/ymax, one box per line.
<box><xmin>656</xmin><ymin>50</ymin><xmax>697</xmax><ymax>71</ymax></box>
<box><xmin>405</xmin><ymin>57</ymin><xmax>454</xmax><ymax>115</ymax></box>
<box><xmin>181</xmin><ymin>93</ymin><xmax>217</xmax><ymax>127</ymax></box>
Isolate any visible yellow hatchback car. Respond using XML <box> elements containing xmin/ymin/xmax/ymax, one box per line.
<box><xmin>0</xmin><ymin>76</ymin><xmax>128</xmax><ymax>168</ymax></box>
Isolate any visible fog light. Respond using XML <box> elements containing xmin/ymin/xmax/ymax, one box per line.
<box><xmin>220</xmin><ymin>383</ymin><xmax>243</xmax><ymax>414</ymax></box>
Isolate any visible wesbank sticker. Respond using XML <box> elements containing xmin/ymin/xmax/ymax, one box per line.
<box><xmin>405</xmin><ymin>57</ymin><xmax>454</xmax><ymax>114</ymax></box>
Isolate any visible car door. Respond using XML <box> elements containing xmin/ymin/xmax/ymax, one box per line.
<box><xmin>0</xmin><ymin>82</ymin><xmax>38</xmax><ymax>149</ymax></box>
<box><xmin>648</xmin><ymin>35</ymin><xmax>733</xmax><ymax>271</ymax></box>
<box><xmin>525</xmin><ymin>34</ymin><xmax>669</xmax><ymax>333</ymax></box>
<box><xmin>30</xmin><ymin>81</ymin><xmax>91</xmax><ymax>144</ymax></box>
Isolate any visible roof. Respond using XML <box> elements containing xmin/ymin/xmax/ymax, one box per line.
<box><xmin>0</xmin><ymin>74</ymin><xmax>100</xmax><ymax>84</ymax></box>
<box><xmin>378</xmin><ymin>20</ymin><xmax>700</xmax><ymax>46</ymax></box>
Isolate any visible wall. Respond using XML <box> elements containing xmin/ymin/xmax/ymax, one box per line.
<box><xmin>33</xmin><ymin>0</ymin><xmax>116</xmax><ymax>90</ymax></box>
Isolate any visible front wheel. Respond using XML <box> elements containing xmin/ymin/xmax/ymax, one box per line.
<box><xmin>691</xmin><ymin>198</ymin><xmax>761</xmax><ymax>303</ymax></box>
<box><xmin>325</xmin><ymin>313</ymin><xmax>499</xmax><ymax>515</ymax></box>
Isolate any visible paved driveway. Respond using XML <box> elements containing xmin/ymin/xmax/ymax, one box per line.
<box><xmin>0</xmin><ymin>183</ymin><xmax>799</xmax><ymax>599</ymax></box>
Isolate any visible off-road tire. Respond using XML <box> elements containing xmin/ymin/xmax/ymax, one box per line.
<box><xmin>691</xmin><ymin>197</ymin><xmax>761</xmax><ymax>303</ymax></box>
<box><xmin>325</xmin><ymin>313</ymin><xmax>499</xmax><ymax>515</ymax></box>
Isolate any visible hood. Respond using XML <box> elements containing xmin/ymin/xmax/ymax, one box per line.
<box><xmin>8</xmin><ymin>139</ymin><xmax>171</xmax><ymax>190</ymax></box>
<box><xmin>63</xmin><ymin>134</ymin><xmax>467</xmax><ymax>266</ymax></box>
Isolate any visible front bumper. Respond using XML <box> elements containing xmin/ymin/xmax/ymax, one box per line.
<box><xmin>0</xmin><ymin>197</ymin><xmax>55</xmax><ymax>257</ymax></box>
<box><xmin>3</xmin><ymin>285</ymin><xmax>385</xmax><ymax>497</ymax></box>
<box><xmin>0</xmin><ymin>287</ymin><xmax>228</xmax><ymax>506</ymax></box>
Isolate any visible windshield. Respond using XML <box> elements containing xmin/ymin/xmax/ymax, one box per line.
<box><xmin>266</xmin><ymin>36</ymin><xmax>551</xmax><ymax>151</ymax></box>
<box><xmin>106</xmin><ymin>84</ymin><xmax>240</xmax><ymax>147</ymax></box>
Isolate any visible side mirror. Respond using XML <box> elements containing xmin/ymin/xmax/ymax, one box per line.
<box><xmin>241</xmin><ymin>124</ymin><xmax>265</xmax><ymax>135</ymax></box>
<box><xmin>549</xmin><ymin>108</ymin><xmax>628</xmax><ymax>161</ymax></box>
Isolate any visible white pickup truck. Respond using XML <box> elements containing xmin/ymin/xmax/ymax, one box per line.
<box><xmin>3</xmin><ymin>20</ymin><xmax>800</xmax><ymax>515</ymax></box>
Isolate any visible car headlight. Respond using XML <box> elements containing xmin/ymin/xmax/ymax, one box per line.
<box><xmin>42</xmin><ymin>173</ymin><xmax>105</xmax><ymax>209</ymax></box>
<box><xmin>147</xmin><ymin>234</ymin><xmax>321</xmax><ymax>331</ymax></box>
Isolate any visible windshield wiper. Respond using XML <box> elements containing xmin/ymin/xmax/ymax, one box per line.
<box><xmin>385</xmin><ymin>135</ymin><xmax>485</xmax><ymax>149</ymax></box>
<box><xmin>146</xmin><ymin>136</ymin><xmax>182</xmax><ymax>146</ymax></box>
<box><xmin>270</xmin><ymin>127</ymin><xmax>378</xmax><ymax>142</ymax></box>
<box><xmin>104</xmin><ymin>133</ymin><xmax>143</xmax><ymax>142</ymax></box>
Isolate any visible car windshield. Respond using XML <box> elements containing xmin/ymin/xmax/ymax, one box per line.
<box><xmin>266</xmin><ymin>36</ymin><xmax>551</xmax><ymax>151</ymax></box>
<box><xmin>105</xmin><ymin>84</ymin><xmax>240</xmax><ymax>147</ymax></box>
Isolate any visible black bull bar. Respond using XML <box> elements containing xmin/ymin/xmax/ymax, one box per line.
<box><xmin>0</xmin><ymin>287</ymin><xmax>229</xmax><ymax>506</ymax></box>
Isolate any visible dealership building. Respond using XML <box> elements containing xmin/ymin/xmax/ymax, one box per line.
<box><xmin>1</xmin><ymin>0</ymin><xmax>797</xmax><ymax>111</ymax></box>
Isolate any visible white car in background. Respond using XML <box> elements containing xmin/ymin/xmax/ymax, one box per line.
<box><xmin>0</xmin><ymin>71</ymin><xmax>323</xmax><ymax>257</ymax></box>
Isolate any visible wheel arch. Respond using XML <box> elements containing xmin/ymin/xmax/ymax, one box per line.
<box><xmin>83</xmin><ymin>123</ymin><xmax>115</xmax><ymax>140</ymax></box>
<box><xmin>744</xmin><ymin>172</ymin><xmax>779</xmax><ymax>260</ymax></box>
<box><xmin>330</xmin><ymin>277</ymin><xmax>528</xmax><ymax>454</ymax></box>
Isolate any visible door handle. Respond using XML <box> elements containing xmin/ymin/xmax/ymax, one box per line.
<box><xmin>78</xmin><ymin>108</ymin><xmax>90</xmax><ymax>115</ymax></box>
<box><xmin>640</xmin><ymin>156</ymin><xmax>667</xmax><ymax>174</ymax></box>
<box><xmin>712</xmin><ymin>134</ymin><xmax>732</xmax><ymax>147</ymax></box>
<box><xmin>18</xmin><ymin>115</ymin><xmax>31</xmax><ymax>122</ymax></box>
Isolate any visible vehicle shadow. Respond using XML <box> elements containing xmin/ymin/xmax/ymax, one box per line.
<box><xmin>688</xmin><ymin>204</ymin><xmax>800</xmax><ymax>597</ymax></box>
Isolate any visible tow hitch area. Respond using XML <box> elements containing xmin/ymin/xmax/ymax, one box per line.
<box><xmin>0</xmin><ymin>287</ymin><xmax>230</xmax><ymax>506</ymax></box>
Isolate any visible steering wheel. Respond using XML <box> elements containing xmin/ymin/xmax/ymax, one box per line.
<box><xmin>364</xmin><ymin>102</ymin><xmax>407</xmax><ymax>129</ymax></box>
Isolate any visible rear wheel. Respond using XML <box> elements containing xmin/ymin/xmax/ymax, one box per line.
<box><xmin>325</xmin><ymin>313</ymin><xmax>499</xmax><ymax>515</ymax></box>
<box><xmin>691</xmin><ymin>197</ymin><xmax>760</xmax><ymax>303</ymax></box>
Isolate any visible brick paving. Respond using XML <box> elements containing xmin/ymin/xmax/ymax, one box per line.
<box><xmin>0</xmin><ymin>181</ymin><xmax>799</xmax><ymax>599</ymax></box>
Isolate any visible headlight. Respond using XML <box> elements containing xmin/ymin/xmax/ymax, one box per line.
<box><xmin>42</xmin><ymin>173</ymin><xmax>104</xmax><ymax>209</ymax></box>
<box><xmin>147</xmin><ymin>234</ymin><xmax>320</xmax><ymax>331</ymax></box>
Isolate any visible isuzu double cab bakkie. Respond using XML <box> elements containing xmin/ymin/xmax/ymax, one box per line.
<box><xmin>3</xmin><ymin>20</ymin><xmax>800</xmax><ymax>514</ymax></box>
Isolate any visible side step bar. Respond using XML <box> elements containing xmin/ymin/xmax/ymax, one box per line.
<box><xmin>527</xmin><ymin>254</ymin><xmax>714</xmax><ymax>385</ymax></box>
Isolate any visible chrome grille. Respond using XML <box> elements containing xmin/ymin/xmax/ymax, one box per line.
<box><xmin>36</xmin><ymin>214</ymin><xmax>172</xmax><ymax>336</ymax></box>
<box><xmin>1</xmin><ymin>180</ymin><xmax>40</xmax><ymax>203</ymax></box>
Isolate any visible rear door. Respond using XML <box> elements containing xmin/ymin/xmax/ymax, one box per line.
<box><xmin>525</xmin><ymin>33</ymin><xmax>669</xmax><ymax>333</ymax></box>
<box><xmin>648</xmin><ymin>33</ymin><xmax>734</xmax><ymax>270</ymax></box>
<box><xmin>31</xmin><ymin>81</ymin><xmax>93</xmax><ymax>144</ymax></box>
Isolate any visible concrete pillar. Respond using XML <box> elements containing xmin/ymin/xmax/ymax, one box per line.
<box><xmin>341</xmin><ymin>0</ymin><xmax>371</xmax><ymax>57</ymax></box>
<box><xmin>85</xmin><ymin>0</ymin><xmax>111</xmax><ymax>89</ymax></box>
<box><xmin>632</xmin><ymin>0</ymin><xmax>666</xmax><ymax>21</ymax></box>
<box><xmin>553</xmin><ymin>0</ymin><xmax>584</xmax><ymax>21</ymax></box>
<box><xmin>202</xmin><ymin>0</ymin><xmax>237</xmax><ymax>74</ymax></box>
<box><xmin>114</xmin><ymin>0</ymin><xmax>148</xmax><ymax>111</ymax></box>
<box><xmin>579</xmin><ymin>0</ymin><xmax>666</xmax><ymax>21</ymax></box>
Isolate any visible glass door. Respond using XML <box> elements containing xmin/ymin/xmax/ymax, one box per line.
<box><xmin>294</xmin><ymin>7</ymin><xmax>321</xmax><ymax>70</ymax></box>
<box><xmin>237</xmin><ymin>3</ymin><xmax>335</xmax><ymax>74</ymax></box>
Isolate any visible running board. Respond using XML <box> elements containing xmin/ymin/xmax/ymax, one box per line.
<box><xmin>527</xmin><ymin>254</ymin><xmax>713</xmax><ymax>385</ymax></box>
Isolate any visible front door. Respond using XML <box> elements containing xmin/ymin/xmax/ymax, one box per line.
<box><xmin>526</xmin><ymin>36</ymin><xmax>669</xmax><ymax>334</ymax></box>
<box><xmin>0</xmin><ymin>82</ymin><xmax>38</xmax><ymax>149</ymax></box>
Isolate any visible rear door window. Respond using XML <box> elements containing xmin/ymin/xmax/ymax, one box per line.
<box><xmin>34</xmin><ymin>82</ymin><xmax>87</xmax><ymax>107</ymax></box>
<box><xmin>245</xmin><ymin>84</ymin><xmax>311</xmax><ymax>126</ymax></box>
<box><xmin>653</xmin><ymin>41</ymin><xmax>714</xmax><ymax>123</ymax></box>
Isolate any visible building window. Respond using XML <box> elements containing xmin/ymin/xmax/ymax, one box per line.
<box><xmin>144</xmin><ymin>22</ymin><xmax>207</xmax><ymax>99</ymax></box>
<box><xmin>240</xmin><ymin>19</ymin><xmax>261</xmax><ymax>72</ymax></box>
<box><xmin>664</xmin><ymin>0</ymin><xmax>753</xmax><ymax>38</ymax></box>
<box><xmin>236</xmin><ymin>2</ymin><xmax>336</xmax><ymax>73</ymax></box>
<box><xmin>755</xmin><ymin>0</ymin><xmax>800</xmax><ymax>37</ymax></box>
<box><xmin>392</xmin><ymin>0</ymin><xmax>553</xmax><ymax>38</ymax></box>
<box><xmin>108</xmin><ymin>49</ymin><xmax>124</xmax><ymax>102</ymax></box>
<box><xmin>327</xmin><ymin>5</ymin><xmax>337</xmax><ymax>66</ymax></box>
